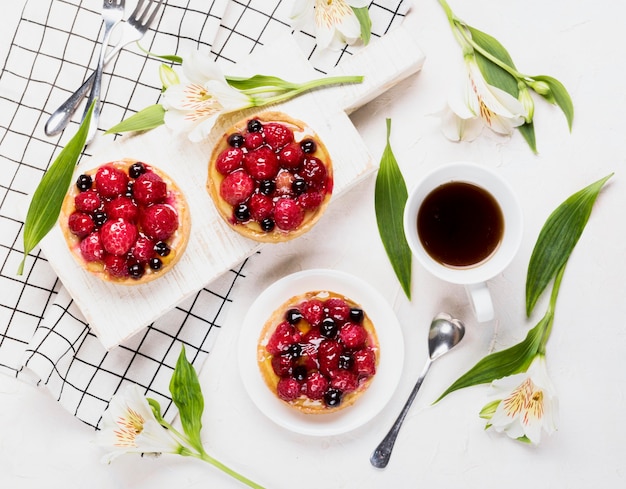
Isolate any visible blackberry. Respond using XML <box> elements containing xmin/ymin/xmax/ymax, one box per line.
<box><xmin>300</xmin><ymin>138</ymin><xmax>317</xmax><ymax>154</ymax></box>
<box><xmin>227</xmin><ymin>133</ymin><xmax>245</xmax><ymax>148</ymax></box>
<box><xmin>154</xmin><ymin>241</ymin><xmax>171</xmax><ymax>257</ymax></box>
<box><xmin>129</xmin><ymin>162</ymin><xmax>146</xmax><ymax>179</ymax></box>
<box><xmin>76</xmin><ymin>174</ymin><xmax>92</xmax><ymax>192</ymax></box>
<box><xmin>247</xmin><ymin>118</ymin><xmax>263</xmax><ymax>133</ymax></box>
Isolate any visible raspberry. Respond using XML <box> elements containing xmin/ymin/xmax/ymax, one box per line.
<box><xmin>68</xmin><ymin>212</ymin><xmax>94</xmax><ymax>238</ymax></box>
<box><xmin>95</xmin><ymin>165</ymin><xmax>128</xmax><ymax>198</ymax></box>
<box><xmin>329</xmin><ymin>370</ymin><xmax>358</xmax><ymax>393</ymax></box>
<box><xmin>266</xmin><ymin>321</ymin><xmax>300</xmax><ymax>355</ymax></box>
<box><xmin>244</xmin><ymin>131</ymin><xmax>264</xmax><ymax>150</ymax></box>
<box><xmin>263</xmin><ymin>122</ymin><xmax>294</xmax><ymax>150</ymax></box>
<box><xmin>131</xmin><ymin>236</ymin><xmax>155</xmax><ymax>263</ymax></box>
<box><xmin>317</xmin><ymin>339</ymin><xmax>343</xmax><ymax>376</ymax></box>
<box><xmin>216</xmin><ymin>147</ymin><xmax>244</xmax><ymax>175</ymax></box>
<box><xmin>103</xmin><ymin>254</ymin><xmax>129</xmax><ymax>278</ymax></box>
<box><xmin>273</xmin><ymin>198</ymin><xmax>304</xmax><ymax>231</ymax></box>
<box><xmin>353</xmin><ymin>348</ymin><xmax>377</xmax><ymax>377</ymax></box>
<box><xmin>278</xmin><ymin>142</ymin><xmax>304</xmax><ymax>169</ymax></box>
<box><xmin>297</xmin><ymin>191</ymin><xmax>324</xmax><ymax>210</ymax></box>
<box><xmin>220</xmin><ymin>170</ymin><xmax>255</xmax><ymax>206</ymax></box>
<box><xmin>248</xmin><ymin>193</ymin><xmax>273</xmax><ymax>221</ymax></box>
<box><xmin>300</xmin><ymin>299</ymin><xmax>325</xmax><ymax>326</ymax></box>
<box><xmin>133</xmin><ymin>171</ymin><xmax>167</xmax><ymax>206</ymax></box>
<box><xmin>303</xmin><ymin>371</ymin><xmax>329</xmax><ymax>400</ymax></box>
<box><xmin>79</xmin><ymin>232</ymin><xmax>104</xmax><ymax>262</ymax></box>
<box><xmin>275</xmin><ymin>170</ymin><xmax>295</xmax><ymax>196</ymax></box>
<box><xmin>271</xmin><ymin>353</ymin><xmax>294</xmax><ymax>377</ymax></box>
<box><xmin>104</xmin><ymin>196</ymin><xmax>139</xmax><ymax>223</ymax></box>
<box><xmin>325</xmin><ymin>298</ymin><xmax>351</xmax><ymax>323</ymax></box>
<box><xmin>74</xmin><ymin>190</ymin><xmax>101</xmax><ymax>213</ymax></box>
<box><xmin>100</xmin><ymin>218</ymin><xmax>138</xmax><ymax>256</ymax></box>
<box><xmin>140</xmin><ymin>204</ymin><xmax>179</xmax><ymax>241</ymax></box>
<box><xmin>276</xmin><ymin>377</ymin><xmax>301</xmax><ymax>401</ymax></box>
<box><xmin>243</xmin><ymin>146</ymin><xmax>279</xmax><ymax>180</ymax></box>
<box><xmin>300</xmin><ymin>157</ymin><xmax>327</xmax><ymax>190</ymax></box>
<box><xmin>339</xmin><ymin>322</ymin><xmax>367</xmax><ymax>349</ymax></box>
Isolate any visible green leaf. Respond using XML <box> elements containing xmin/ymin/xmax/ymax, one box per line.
<box><xmin>136</xmin><ymin>42</ymin><xmax>182</xmax><ymax>64</ymax></box>
<box><xmin>352</xmin><ymin>7</ymin><xmax>372</xmax><ymax>45</ymax></box>
<box><xmin>518</xmin><ymin>120</ymin><xmax>537</xmax><ymax>153</ymax></box>
<box><xmin>526</xmin><ymin>173</ymin><xmax>613</xmax><ymax>315</ymax></box>
<box><xmin>146</xmin><ymin>397</ymin><xmax>166</xmax><ymax>424</ymax></box>
<box><xmin>104</xmin><ymin>104</ymin><xmax>165</xmax><ymax>135</ymax></box>
<box><xmin>169</xmin><ymin>345</ymin><xmax>204</xmax><ymax>452</ymax></box>
<box><xmin>17</xmin><ymin>101</ymin><xmax>93</xmax><ymax>275</ymax></box>
<box><xmin>374</xmin><ymin>119</ymin><xmax>412</xmax><ymax>299</ymax></box>
<box><xmin>225</xmin><ymin>75</ymin><xmax>299</xmax><ymax>91</ymax></box>
<box><xmin>531</xmin><ymin>74</ymin><xmax>574</xmax><ymax>130</ymax></box>
<box><xmin>435</xmin><ymin>316</ymin><xmax>546</xmax><ymax>402</ymax></box>
<box><xmin>479</xmin><ymin>399</ymin><xmax>500</xmax><ymax>420</ymax></box>
<box><xmin>469</xmin><ymin>26</ymin><xmax>518</xmax><ymax>97</ymax></box>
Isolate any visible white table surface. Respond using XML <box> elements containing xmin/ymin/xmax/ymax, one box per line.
<box><xmin>2</xmin><ymin>1</ymin><xmax>625</xmax><ymax>488</ymax></box>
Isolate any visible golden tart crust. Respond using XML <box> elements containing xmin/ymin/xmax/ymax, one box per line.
<box><xmin>60</xmin><ymin>158</ymin><xmax>190</xmax><ymax>285</ymax></box>
<box><xmin>207</xmin><ymin>111</ymin><xmax>333</xmax><ymax>243</ymax></box>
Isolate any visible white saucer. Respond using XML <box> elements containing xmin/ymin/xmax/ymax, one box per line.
<box><xmin>238</xmin><ymin>269</ymin><xmax>404</xmax><ymax>436</ymax></box>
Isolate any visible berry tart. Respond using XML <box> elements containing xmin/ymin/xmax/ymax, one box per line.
<box><xmin>59</xmin><ymin>159</ymin><xmax>191</xmax><ymax>284</ymax></box>
<box><xmin>207</xmin><ymin>111</ymin><xmax>333</xmax><ymax>242</ymax></box>
<box><xmin>257</xmin><ymin>290</ymin><xmax>379</xmax><ymax>414</ymax></box>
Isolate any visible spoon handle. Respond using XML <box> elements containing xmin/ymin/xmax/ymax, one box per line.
<box><xmin>370</xmin><ymin>359</ymin><xmax>432</xmax><ymax>469</ymax></box>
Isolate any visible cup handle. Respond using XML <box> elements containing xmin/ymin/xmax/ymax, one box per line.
<box><xmin>465</xmin><ymin>282</ymin><xmax>494</xmax><ymax>322</ymax></box>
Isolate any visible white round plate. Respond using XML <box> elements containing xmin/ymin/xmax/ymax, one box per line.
<box><xmin>238</xmin><ymin>269</ymin><xmax>404</xmax><ymax>436</ymax></box>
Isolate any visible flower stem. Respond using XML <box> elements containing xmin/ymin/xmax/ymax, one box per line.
<box><xmin>195</xmin><ymin>450</ymin><xmax>266</xmax><ymax>489</ymax></box>
<box><xmin>253</xmin><ymin>75</ymin><xmax>364</xmax><ymax>107</ymax></box>
<box><xmin>537</xmin><ymin>264</ymin><xmax>566</xmax><ymax>354</ymax></box>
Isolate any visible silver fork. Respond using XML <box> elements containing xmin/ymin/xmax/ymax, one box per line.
<box><xmin>44</xmin><ymin>0</ymin><xmax>165</xmax><ymax>137</ymax></box>
<box><xmin>83</xmin><ymin>0</ymin><xmax>125</xmax><ymax>143</ymax></box>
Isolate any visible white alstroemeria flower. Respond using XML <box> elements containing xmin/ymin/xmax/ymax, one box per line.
<box><xmin>442</xmin><ymin>56</ymin><xmax>527</xmax><ymax>142</ymax></box>
<box><xmin>95</xmin><ymin>384</ymin><xmax>182</xmax><ymax>463</ymax></box>
<box><xmin>291</xmin><ymin>0</ymin><xmax>369</xmax><ymax>50</ymax></box>
<box><xmin>483</xmin><ymin>355</ymin><xmax>558</xmax><ymax>445</ymax></box>
<box><xmin>162</xmin><ymin>50</ymin><xmax>252</xmax><ymax>142</ymax></box>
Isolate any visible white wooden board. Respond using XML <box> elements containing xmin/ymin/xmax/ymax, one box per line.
<box><xmin>40</xmin><ymin>22</ymin><xmax>425</xmax><ymax>350</ymax></box>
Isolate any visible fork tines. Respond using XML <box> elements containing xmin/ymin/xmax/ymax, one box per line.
<box><xmin>130</xmin><ymin>0</ymin><xmax>165</xmax><ymax>26</ymax></box>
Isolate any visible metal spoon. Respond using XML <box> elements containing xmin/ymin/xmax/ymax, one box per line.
<box><xmin>370</xmin><ymin>312</ymin><xmax>465</xmax><ymax>468</ymax></box>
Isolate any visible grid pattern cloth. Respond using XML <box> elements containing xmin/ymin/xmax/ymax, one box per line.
<box><xmin>0</xmin><ymin>0</ymin><xmax>409</xmax><ymax>429</ymax></box>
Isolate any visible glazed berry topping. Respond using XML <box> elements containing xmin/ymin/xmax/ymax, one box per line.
<box><xmin>286</xmin><ymin>308</ymin><xmax>304</xmax><ymax>325</ymax></box>
<box><xmin>320</xmin><ymin>317</ymin><xmax>338</xmax><ymax>338</ymax></box>
<box><xmin>234</xmin><ymin>203</ymin><xmax>250</xmax><ymax>221</ymax></box>
<box><xmin>349</xmin><ymin>307</ymin><xmax>364</xmax><ymax>323</ymax></box>
<box><xmin>277</xmin><ymin>377</ymin><xmax>301</xmax><ymax>401</ymax></box>
<box><xmin>303</xmin><ymin>372</ymin><xmax>328</xmax><ymax>400</ymax></box>
<box><xmin>76</xmin><ymin>174</ymin><xmax>93</xmax><ymax>192</ymax></box>
<box><xmin>326</xmin><ymin>298</ymin><xmax>351</xmax><ymax>322</ymax></box>
<box><xmin>324</xmin><ymin>388</ymin><xmax>343</xmax><ymax>407</ymax></box>
<box><xmin>215</xmin><ymin>117</ymin><xmax>331</xmax><ymax>235</ymax></box>
<box><xmin>338</xmin><ymin>353</ymin><xmax>354</xmax><ymax>370</ymax></box>
<box><xmin>339</xmin><ymin>322</ymin><xmax>367</xmax><ymax>349</ymax></box>
<box><xmin>300</xmin><ymin>138</ymin><xmax>317</xmax><ymax>154</ymax></box>
<box><xmin>293</xmin><ymin>365</ymin><xmax>308</xmax><ymax>382</ymax></box>
<box><xmin>272</xmin><ymin>353</ymin><xmax>294</xmax><ymax>377</ymax></box>
<box><xmin>300</xmin><ymin>299</ymin><xmax>325</xmax><ymax>326</ymax></box>
<box><xmin>354</xmin><ymin>348</ymin><xmax>377</xmax><ymax>377</ymax></box>
<box><xmin>68</xmin><ymin>161</ymin><xmax>184</xmax><ymax>281</ymax></box>
<box><xmin>318</xmin><ymin>339</ymin><xmax>343</xmax><ymax>376</ymax></box>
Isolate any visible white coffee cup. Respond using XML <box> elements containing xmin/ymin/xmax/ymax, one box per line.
<box><xmin>403</xmin><ymin>162</ymin><xmax>523</xmax><ymax>322</ymax></box>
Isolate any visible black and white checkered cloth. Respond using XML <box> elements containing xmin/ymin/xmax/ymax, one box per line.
<box><xmin>0</xmin><ymin>0</ymin><xmax>409</xmax><ymax>429</ymax></box>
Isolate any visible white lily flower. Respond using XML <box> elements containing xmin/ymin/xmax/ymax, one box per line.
<box><xmin>95</xmin><ymin>384</ymin><xmax>182</xmax><ymax>463</ymax></box>
<box><xmin>483</xmin><ymin>355</ymin><xmax>558</xmax><ymax>445</ymax></box>
<box><xmin>442</xmin><ymin>55</ymin><xmax>527</xmax><ymax>141</ymax></box>
<box><xmin>162</xmin><ymin>50</ymin><xmax>252</xmax><ymax>142</ymax></box>
<box><xmin>291</xmin><ymin>0</ymin><xmax>369</xmax><ymax>50</ymax></box>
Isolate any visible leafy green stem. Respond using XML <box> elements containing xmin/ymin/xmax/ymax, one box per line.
<box><xmin>195</xmin><ymin>450</ymin><xmax>265</xmax><ymax>489</ymax></box>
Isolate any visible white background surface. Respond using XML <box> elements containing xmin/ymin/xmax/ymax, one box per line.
<box><xmin>2</xmin><ymin>1</ymin><xmax>625</xmax><ymax>488</ymax></box>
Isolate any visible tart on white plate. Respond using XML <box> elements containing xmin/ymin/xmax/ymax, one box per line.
<box><xmin>59</xmin><ymin>158</ymin><xmax>191</xmax><ymax>284</ymax></box>
<box><xmin>257</xmin><ymin>290</ymin><xmax>379</xmax><ymax>414</ymax></box>
<box><xmin>207</xmin><ymin>111</ymin><xmax>333</xmax><ymax>242</ymax></box>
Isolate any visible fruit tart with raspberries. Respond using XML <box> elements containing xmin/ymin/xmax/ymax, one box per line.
<box><xmin>207</xmin><ymin>111</ymin><xmax>333</xmax><ymax>242</ymax></box>
<box><xmin>59</xmin><ymin>158</ymin><xmax>191</xmax><ymax>284</ymax></box>
<box><xmin>257</xmin><ymin>290</ymin><xmax>379</xmax><ymax>414</ymax></box>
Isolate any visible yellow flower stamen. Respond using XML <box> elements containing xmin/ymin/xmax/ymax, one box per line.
<box><xmin>502</xmin><ymin>377</ymin><xmax>545</xmax><ymax>425</ymax></box>
<box><xmin>315</xmin><ymin>0</ymin><xmax>353</xmax><ymax>29</ymax></box>
<box><xmin>181</xmin><ymin>83</ymin><xmax>223</xmax><ymax>122</ymax></box>
<box><xmin>113</xmin><ymin>408</ymin><xmax>145</xmax><ymax>448</ymax></box>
